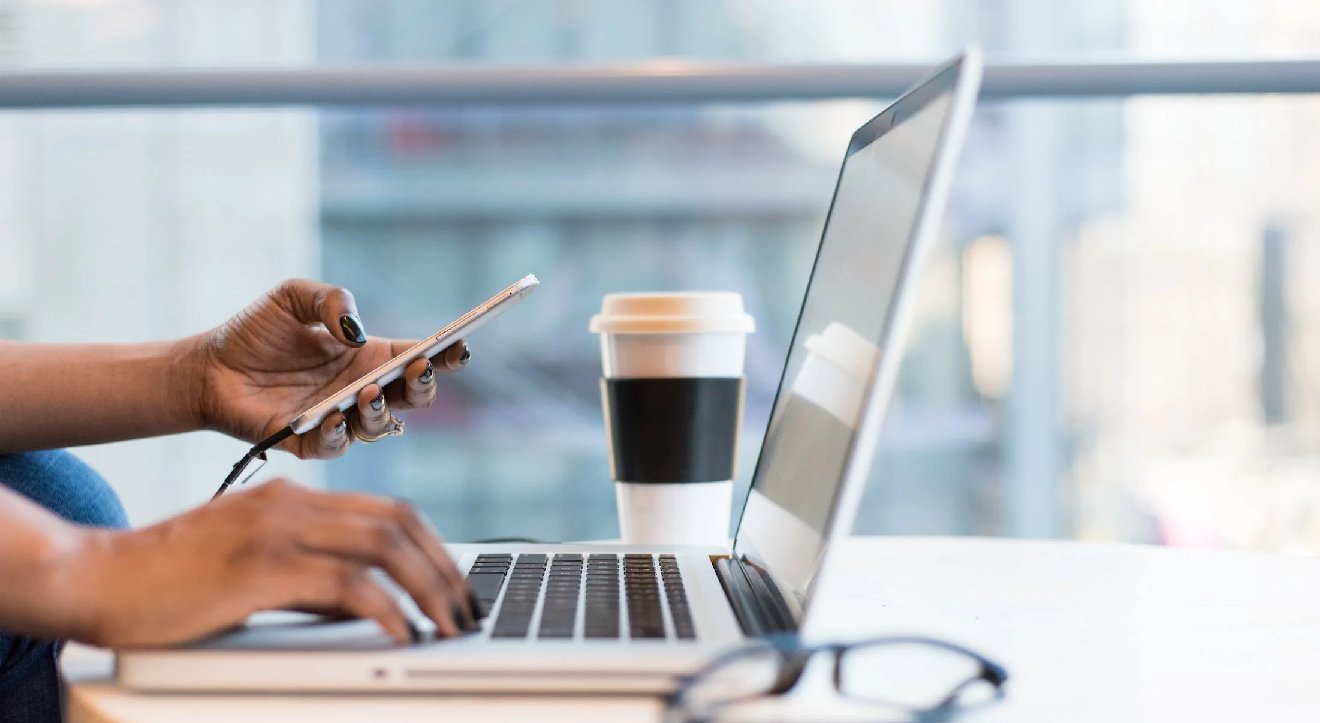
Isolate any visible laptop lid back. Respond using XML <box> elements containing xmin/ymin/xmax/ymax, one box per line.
<box><xmin>731</xmin><ymin>49</ymin><xmax>983</xmax><ymax>625</ymax></box>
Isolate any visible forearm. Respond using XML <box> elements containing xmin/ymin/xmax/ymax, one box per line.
<box><xmin>0</xmin><ymin>485</ymin><xmax>101</xmax><ymax>642</ymax></box>
<box><xmin>0</xmin><ymin>337</ymin><xmax>204</xmax><ymax>453</ymax></box>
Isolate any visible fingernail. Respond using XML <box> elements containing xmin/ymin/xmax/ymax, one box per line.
<box><xmin>370</xmin><ymin>392</ymin><xmax>384</xmax><ymax>411</ymax></box>
<box><xmin>406</xmin><ymin>619</ymin><xmax>423</xmax><ymax>644</ymax></box>
<box><xmin>333</xmin><ymin>418</ymin><xmax>347</xmax><ymax>435</ymax></box>
<box><xmin>459</xmin><ymin>347</ymin><xmax>471</xmax><ymax>366</ymax></box>
<box><xmin>339</xmin><ymin>313</ymin><xmax>367</xmax><ymax>345</ymax></box>
<box><xmin>418</xmin><ymin>362</ymin><xmax>434</xmax><ymax>385</ymax></box>
<box><xmin>452</xmin><ymin>600</ymin><xmax>478</xmax><ymax>633</ymax></box>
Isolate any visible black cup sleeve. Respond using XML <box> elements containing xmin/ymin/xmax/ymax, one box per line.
<box><xmin>602</xmin><ymin>377</ymin><xmax>744</xmax><ymax>483</ymax></box>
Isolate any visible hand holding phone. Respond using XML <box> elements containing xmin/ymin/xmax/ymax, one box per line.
<box><xmin>289</xmin><ymin>274</ymin><xmax>539</xmax><ymax>435</ymax></box>
<box><xmin>213</xmin><ymin>274</ymin><xmax>540</xmax><ymax>499</ymax></box>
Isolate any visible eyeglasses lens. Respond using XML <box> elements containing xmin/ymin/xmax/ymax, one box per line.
<box><xmin>681</xmin><ymin>645</ymin><xmax>784</xmax><ymax>713</ymax></box>
<box><xmin>838</xmin><ymin>641</ymin><xmax>993</xmax><ymax>710</ymax></box>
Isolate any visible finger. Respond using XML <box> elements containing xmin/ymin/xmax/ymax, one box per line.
<box><xmin>290</xmin><ymin>508</ymin><xmax>465</xmax><ymax>636</ymax></box>
<box><xmin>385</xmin><ymin>338</ymin><xmax>469</xmax><ymax>372</ymax></box>
<box><xmin>335</xmin><ymin>567</ymin><xmax>415</xmax><ymax>644</ymax></box>
<box><xmin>384</xmin><ymin>341</ymin><xmax>466</xmax><ymax>409</ymax></box>
<box><xmin>355</xmin><ymin>383</ymin><xmax>392</xmax><ymax>438</ymax></box>
<box><xmin>404</xmin><ymin>511</ymin><xmax>475</xmax><ymax>626</ymax></box>
<box><xmin>394</xmin><ymin>358</ymin><xmax>436</xmax><ymax>411</ymax></box>
<box><xmin>299</xmin><ymin>412</ymin><xmax>351</xmax><ymax>460</ymax></box>
<box><xmin>286</xmin><ymin>605</ymin><xmax>356</xmax><ymax>622</ymax></box>
<box><xmin>265</xmin><ymin>555</ymin><xmax>412</xmax><ymax>644</ymax></box>
<box><xmin>300</xmin><ymin>493</ymin><xmax>472</xmax><ymax>628</ymax></box>
<box><xmin>438</xmin><ymin>340</ymin><xmax>470</xmax><ymax>371</ymax></box>
<box><xmin>273</xmin><ymin>278</ymin><xmax>366</xmax><ymax>347</ymax></box>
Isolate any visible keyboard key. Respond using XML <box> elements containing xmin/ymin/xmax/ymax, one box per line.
<box><xmin>467</xmin><ymin>556</ymin><xmax>514</xmax><ymax>616</ymax></box>
<box><xmin>584</xmin><ymin>629</ymin><xmax>618</xmax><ymax>639</ymax></box>
<box><xmin>623</xmin><ymin>556</ymin><xmax>667</xmax><ymax>640</ymax></box>
<box><xmin>466</xmin><ymin>572</ymin><xmax>507</xmax><ymax>617</ymax></box>
<box><xmin>660</xmin><ymin>560</ymin><xmax>695</xmax><ymax>640</ymax></box>
<box><xmin>483</xmin><ymin>551</ymin><xmax>698</xmax><ymax>643</ymax></box>
<box><xmin>467</xmin><ymin>571</ymin><xmax>507</xmax><ymax>594</ymax></box>
<box><xmin>491</xmin><ymin>622</ymin><xmax>532</xmax><ymax>638</ymax></box>
<box><xmin>491</xmin><ymin>557</ymin><xmax>546</xmax><ymax>639</ymax></box>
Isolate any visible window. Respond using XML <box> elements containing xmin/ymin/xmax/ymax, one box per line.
<box><xmin>4</xmin><ymin>0</ymin><xmax>1320</xmax><ymax>553</ymax></box>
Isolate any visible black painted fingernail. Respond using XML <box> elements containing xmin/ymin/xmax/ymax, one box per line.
<box><xmin>333</xmin><ymin>418</ymin><xmax>347</xmax><ymax>435</ymax></box>
<box><xmin>339</xmin><ymin>313</ymin><xmax>367</xmax><ymax>345</ymax></box>
<box><xmin>451</xmin><ymin>600</ymin><xmax>478</xmax><ymax>633</ymax></box>
<box><xmin>419</xmin><ymin>362</ymin><xmax>434</xmax><ymax>385</ymax></box>
<box><xmin>459</xmin><ymin>347</ymin><xmax>471</xmax><ymax>366</ymax></box>
<box><xmin>406</xmin><ymin>619</ymin><xmax>423</xmax><ymax>644</ymax></box>
<box><xmin>370</xmin><ymin>392</ymin><xmax>384</xmax><ymax>411</ymax></box>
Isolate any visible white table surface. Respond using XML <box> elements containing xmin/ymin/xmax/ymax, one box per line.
<box><xmin>64</xmin><ymin>536</ymin><xmax>1320</xmax><ymax>722</ymax></box>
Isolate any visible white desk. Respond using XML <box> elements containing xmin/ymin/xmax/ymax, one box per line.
<box><xmin>65</xmin><ymin>536</ymin><xmax>1320</xmax><ymax>721</ymax></box>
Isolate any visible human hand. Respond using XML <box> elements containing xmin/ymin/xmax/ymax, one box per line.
<box><xmin>180</xmin><ymin>279</ymin><xmax>470</xmax><ymax>458</ymax></box>
<box><xmin>59</xmin><ymin>479</ymin><xmax>474</xmax><ymax>648</ymax></box>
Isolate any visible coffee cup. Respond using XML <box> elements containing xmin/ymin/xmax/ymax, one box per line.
<box><xmin>590</xmin><ymin>292</ymin><xmax>755</xmax><ymax>545</ymax></box>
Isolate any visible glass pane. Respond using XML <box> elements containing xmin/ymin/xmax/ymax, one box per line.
<box><xmin>857</xmin><ymin>94</ymin><xmax>1320</xmax><ymax>552</ymax></box>
<box><xmin>0</xmin><ymin>107</ymin><xmax>320</xmax><ymax>518</ymax></box>
<box><xmin>318</xmin><ymin>102</ymin><xmax>863</xmax><ymax>540</ymax></box>
<box><xmin>4</xmin><ymin>1</ymin><xmax>1320</xmax><ymax>557</ymax></box>
<box><xmin>5</xmin><ymin>0</ymin><xmax>1319</xmax><ymax>72</ymax></box>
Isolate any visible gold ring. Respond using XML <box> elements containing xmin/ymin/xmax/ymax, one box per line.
<box><xmin>351</xmin><ymin>412</ymin><xmax>405</xmax><ymax>443</ymax></box>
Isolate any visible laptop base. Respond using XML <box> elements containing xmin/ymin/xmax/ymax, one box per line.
<box><xmin>118</xmin><ymin>544</ymin><xmax>747</xmax><ymax>694</ymax></box>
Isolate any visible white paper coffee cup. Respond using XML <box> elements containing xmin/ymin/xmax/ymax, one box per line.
<box><xmin>590</xmin><ymin>292</ymin><xmax>754</xmax><ymax>545</ymax></box>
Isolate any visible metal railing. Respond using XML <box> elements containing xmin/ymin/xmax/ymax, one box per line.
<box><xmin>0</xmin><ymin>58</ymin><xmax>1318</xmax><ymax>108</ymax></box>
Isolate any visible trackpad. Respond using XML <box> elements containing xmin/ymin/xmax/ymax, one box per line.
<box><xmin>191</xmin><ymin>611</ymin><xmax>404</xmax><ymax>651</ymax></box>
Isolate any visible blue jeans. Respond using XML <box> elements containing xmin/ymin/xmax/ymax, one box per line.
<box><xmin>0</xmin><ymin>451</ymin><xmax>127</xmax><ymax>723</ymax></box>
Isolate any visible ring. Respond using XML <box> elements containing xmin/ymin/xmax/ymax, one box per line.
<box><xmin>351</xmin><ymin>412</ymin><xmax>406</xmax><ymax>443</ymax></box>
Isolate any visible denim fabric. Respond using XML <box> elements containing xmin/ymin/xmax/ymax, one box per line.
<box><xmin>0</xmin><ymin>451</ymin><xmax>127</xmax><ymax>723</ymax></box>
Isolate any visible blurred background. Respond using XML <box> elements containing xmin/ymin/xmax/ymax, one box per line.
<box><xmin>3</xmin><ymin>0</ymin><xmax>1320</xmax><ymax>552</ymax></box>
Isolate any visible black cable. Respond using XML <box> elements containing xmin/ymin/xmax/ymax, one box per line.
<box><xmin>211</xmin><ymin>425</ymin><xmax>295</xmax><ymax>501</ymax></box>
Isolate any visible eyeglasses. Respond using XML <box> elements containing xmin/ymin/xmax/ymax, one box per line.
<box><xmin>664</xmin><ymin>633</ymin><xmax>1009</xmax><ymax>723</ymax></box>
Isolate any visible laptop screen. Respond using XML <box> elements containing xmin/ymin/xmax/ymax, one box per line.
<box><xmin>732</xmin><ymin>58</ymin><xmax>972</xmax><ymax>618</ymax></box>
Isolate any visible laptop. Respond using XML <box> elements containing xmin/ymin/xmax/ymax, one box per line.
<box><xmin>117</xmin><ymin>48</ymin><xmax>982</xmax><ymax>694</ymax></box>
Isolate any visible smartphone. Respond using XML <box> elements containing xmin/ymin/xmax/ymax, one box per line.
<box><xmin>287</xmin><ymin>274</ymin><xmax>540</xmax><ymax>435</ymax></box>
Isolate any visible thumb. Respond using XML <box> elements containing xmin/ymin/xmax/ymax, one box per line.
<box><xmin>273</xmin><ymin>279</ymin><xmax>367</xmax><ymax>348</ymax></box>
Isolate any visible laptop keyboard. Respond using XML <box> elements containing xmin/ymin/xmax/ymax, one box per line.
<box><xmin>466</xmin><ymin>553</ymin><xmax>695</xmax><ymax>641</ymax></box>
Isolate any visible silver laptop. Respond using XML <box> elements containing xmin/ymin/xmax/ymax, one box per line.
<box><xmin>117</xmin><ymin>49</ymin><xmax>982</xmax><ymax>694</ymax></box>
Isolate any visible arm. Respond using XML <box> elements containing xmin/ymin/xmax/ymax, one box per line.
<box><xmin>0</xmin><ymin>279</ymin><xmax>468</xmax><ymax>457</ymax></box>
<box><xmin>0</xmin><ymin>338</ymin><xmax>201</xmax><ymax>453</ymax></box>
<box><xmin>0</xmin><ymin>483</ymin><xmax>91</xmax><ymax>640</ymax></box>
<box><xmin>0</xmin><ymin>480</ymin><xmax>475</xmax><ymax>647</ymax></box>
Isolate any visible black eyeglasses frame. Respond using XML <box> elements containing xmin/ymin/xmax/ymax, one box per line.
<box><xmin>665</xmin><ymin>633</ymin><xmax>1009</xmax><ymax>723</ymax></box>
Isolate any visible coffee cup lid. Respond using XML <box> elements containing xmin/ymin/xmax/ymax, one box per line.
<box><xmin>590</xmin><ymin>292</ymin><xmax>755</xmax><ymax>335</ymax></box>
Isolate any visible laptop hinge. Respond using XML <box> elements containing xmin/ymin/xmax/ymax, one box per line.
<box><xmin>714</xmin><ymin>556</ymin><xmax>797</xmax><ymax>637</ymax></box>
